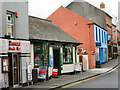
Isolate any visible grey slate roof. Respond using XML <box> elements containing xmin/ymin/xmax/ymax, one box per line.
<box><xmin>29</xmin><ymin>16</ymin><xmax>82</xmax><ymax>44</ymax></box>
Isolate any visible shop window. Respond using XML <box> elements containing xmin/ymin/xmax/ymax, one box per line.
<box><xmin>34</xmin><ymin>44</ymin><xmax>48</xmax><ymax>68</ymax></box>
<box><xmin>63</xmin><ymin>47</ymin><xmax>73</xmax><ymax>64</ymax></box>
<box><xmin>6</xmin><ymin>11</ymin><xmax>15</xmax><ymax>37</ymax></box>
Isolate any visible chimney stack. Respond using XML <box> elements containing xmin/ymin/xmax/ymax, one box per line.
<box><xmin>100</xmin><ymin>2</ymin><xmax>105</xmax><ymax>9</ymax></box>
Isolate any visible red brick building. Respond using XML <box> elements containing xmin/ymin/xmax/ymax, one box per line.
<box><xmin>47</xmin><ymin>6</ymin><xmax>96</xmax><ymax>68</ymax></box>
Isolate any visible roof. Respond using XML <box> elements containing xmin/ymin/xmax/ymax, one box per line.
<box><xmin>66</xmin><ymin>1</ymin><xmax>106</xmax><ymax>30</ymax></box>
<box><xmin>29</xmin><ymin>16</ymin><xmax>82</xmax><ymax>44</ymax></box>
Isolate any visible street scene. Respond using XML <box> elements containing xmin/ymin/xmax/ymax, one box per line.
<box><xmin>0</xmin><ymin>0</ymin><xmax>120</xmax><ymax>90</ymax></box>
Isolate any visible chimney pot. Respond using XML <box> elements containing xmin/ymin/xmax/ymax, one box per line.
<box><xmin>100</xmin><ymin>2</ymin><xmax>105</xmax><ymax>9</ymax></box>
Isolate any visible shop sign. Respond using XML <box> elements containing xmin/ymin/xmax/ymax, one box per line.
<box><xmin>77</xmin><ymin>48</ymin><xmax>83</xmax><ymax>55</ymax></box>
<box><xmin>52</xmin><ymin>68</ymin><xmax>58</xmax><ymax>77</ymax></box>
<box><xmin>96</xmin><ymin>42</ymin><xmax>101</xmax><ymax>47</ymax></box>
<box><xmin>75</xmin><ymin>62</ymin><xmax>82</xmax><ymax>71</ymax></box>
<box><xmin>38</xmin><ymin>66</ymin><xmax>47</xmax><ymax>79</ymax></box>
<box><xmin>9</xmin><ymin>41</ymin><xmax>21</xmax><ymax>51</ymax></box>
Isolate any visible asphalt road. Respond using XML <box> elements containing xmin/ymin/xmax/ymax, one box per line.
<box><xmin>62</xmin><ymin>66</ymin><xmax>119</xmax><ymax>89</ymax></box>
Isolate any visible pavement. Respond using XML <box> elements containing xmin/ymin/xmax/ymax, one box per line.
<box><xmin>23</xmin><ymin>56</ymin><xmax>119</xmax><ymax>89</ymax></box>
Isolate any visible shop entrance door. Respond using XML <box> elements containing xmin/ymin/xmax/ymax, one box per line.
<box><xmin>13</xmin><ymin>54</ymin><xmax>19</xmax><ymax>86</ymax></box>
<box><xmin>104</xmin><ymin>48</ymin><xmax>106</xmax><ymax>62</ymax></box>
<box><xmin>95</xmin><ymin>47</ymin><xmax>100</xmax><ymax>61</ymax></box>
<box><xmin>9</xmin><ymin>53</ymin><xmax>20</xmax><ymax>87</ymax></box>
<box><xmin>53</xmin><ymin>48</ymin><xmax>61</xmax><ymax>75</ymax></box>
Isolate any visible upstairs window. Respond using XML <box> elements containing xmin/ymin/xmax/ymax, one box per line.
<box><xmin>102</xmin><ymin>31</ymin><xmax>104</xmax><ymax>42</ymax></box>
<box><xmin>99</xmin><ymin>29</ymin><xmax>101</xmax><ymax>42</ymax></box>
<box><xmin>104</xmin><ymin>32</ymin><xmax>106</xmax><ymax>43</ymax></box>
<box><xmin>6</xmin><ymin>11</ymin><xmax>15</xmax><ymax>37</ymax></box>
<box><xmin>96</xmin><ymin>27</ymin><xmax>98</xmax><ymax>41</ymax></box>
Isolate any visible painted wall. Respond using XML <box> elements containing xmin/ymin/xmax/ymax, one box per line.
<box><xmin>0</xmin><ymin>39</ymin><xmax>30</xmax><ymax>88</ymax></box>
<box><xmin>94</xmin><ymin>24</ymin><xmax>108</xmax><ymax>64</ymax></box>
<box><xmin>47</xmin><ymin>6</ymin><xmax>95</xmax><ymax>68</ymax></box>
<box><xmin>66</xmin><ymin>1</ymin><xmax>106</xmax><ymax>29</ymax></box>
<box><xmin>1</xmin><ymin>1</ymin><xmax>29</xmax><ymax>39</ymax></box>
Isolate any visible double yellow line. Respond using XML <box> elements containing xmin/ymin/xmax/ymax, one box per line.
<box><xmin>60</xmin><ymin>65</ymin><xmax>120</xmax><ymax>89</ymax></box>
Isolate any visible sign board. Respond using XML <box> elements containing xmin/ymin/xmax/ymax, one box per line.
<box><xmin>77</xmin><ymin>48</ymin><xmax>83</xmax><ymax>55</ymax></box>
<box><xmin>8</xmin><ymin>40</ymin><xmax>21</xmax><ymax>52</ymax></box>
<box><xmin>52</xmin><ymin>68</ymin><xmax>58</xmax><ymax>77</ymax></box>
<box><xmin>96</xmin><ymin>42</ymin><xmax>101</xmax><ymax>47</ymax></box>
<box><xmin>75</xmin><ymin>62</ymin><xmax>82</xmax><ymax>71</ymax></box>
<box><xmin>1</xmin><ymin>57</ymin><xmax>10</xmax><ymax>73</ymax></box>
<box><xmin>38</xmin><ymin>66</ymin><xmax>47</xmax><ymax>79</ymax></box>
<box><xmin>27</xmin><ymin>63</ymin><xmax>32</xmax><ymax>81</ymax></box>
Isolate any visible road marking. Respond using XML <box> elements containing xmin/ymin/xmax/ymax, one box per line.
<box><xmin>60</xmin><ymin>65</ymin><xmax>120</xmax><ymax>89</ymax></box>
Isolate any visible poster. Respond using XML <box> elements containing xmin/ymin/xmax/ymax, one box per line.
<box><xmin>38</xmin><ymin>66</ymin><xmax>47</xmax><ymax>79</ymax></box>
<box><xmin>27</xmin><ymin>63</ymin><xmax>32</xmax><ymax>81</ymax></box>
<box><xmin>50</xmin><ymin>55</ymin><xmax>53</xmax><ymax>67</ymax></box>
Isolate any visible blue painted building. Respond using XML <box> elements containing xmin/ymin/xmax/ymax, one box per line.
<box><xmin>94</xmin><ymin>24</ymin><xmax>108</xmax><ymax>67</ymax></box>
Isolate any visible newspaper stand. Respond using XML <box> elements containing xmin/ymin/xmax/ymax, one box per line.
<box><xmin>52</xmin><ymin>68</ymin><xmax>58</xmax><ymax>78</ymax></box>
<box><xmin>38</xmin><ymin>66</ymin><xmax>48</xmax><ymax>83</ymax></box>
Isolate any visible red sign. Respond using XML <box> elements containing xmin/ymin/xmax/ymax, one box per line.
<box><xmin>9</xmin><ymin>41</ymin><xmax>21</xmax><ymax>51</ymax></box>
<box><xmin>52</xmin><ymin>68</ymin><xmax>58</xmax><ymax>77</ymax></box>
<box><xmin>9</xmin><ymin>41</ymin><xmax>20</xmax><ymax>46</ymax></box>
<box><xmin>39</xmin><ymin>69</ymin><xmax>46</xmax><ymax>74</ymax></box>
<box><xmin>77</xmin><ymin>48</ymin><xmax>83</xmax><ymax>54</ymax></box>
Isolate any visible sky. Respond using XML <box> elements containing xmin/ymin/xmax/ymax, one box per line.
<box><xmin>29</xmin><ymin>0</ymin><xmax>120</xmax><ymax>19</ymax></box>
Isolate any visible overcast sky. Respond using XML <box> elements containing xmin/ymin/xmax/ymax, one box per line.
<box><xmin>29</xmin><ymin>0</ymin><xmax>120</xmax><ymax>19</ymax></box>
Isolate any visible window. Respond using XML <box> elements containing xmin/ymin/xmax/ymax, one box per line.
<box><xmin>104</xmin><ymin>32</ymin><xmax>106</xmax><ymax>43</ymax></box>
<box><xmin>102</xmin><ymin>31</ymin><xmax>104</xmax><ymax>42</ymax></box>
<box><xmin>6</xmin><ymin>11</ymin><xmax>15</xmax><ymax>37</ymax></box>
<box><xmin>34</xmin><ymin>44</ymin><xmax>48</xmax><ymax>68</ymax></box>
<box><xmin>99</xmin><ymin>29</ymin><xmax>101</xmax><ymax>41</ymax></box>
<box><xmin>63</xmin><ymin>47</ymin><xmax>73</xmax><ymax>64</ymax></box>
<box><xmin>96</xmin><ymin>27</ymin><xmax>98</xmax><ymax>41</ymax></box>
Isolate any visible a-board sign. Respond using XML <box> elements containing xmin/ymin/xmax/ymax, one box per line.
<box><xmin>75</xmin><ymin>62</ymin><xmax>82</xmax><ymax>72</ymax></box>
<box><xmin>52</xmin><ymin>68</ymin><xmax>58</xmax><ymax>77</ymax></box>
<box><xmin>38</xmin><ymin>66</ymin><xmax>47</xmax><ymax>79</ymax></box>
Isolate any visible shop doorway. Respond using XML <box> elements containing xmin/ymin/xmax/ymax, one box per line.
<box><xmin>95</xmin><ymin>47</ymin><xmax>100</xmax><ymax>61</ymax></box>
<box><xmin>104</xmin><ymin>48</ymin><xmax>107</xmax><ymax>62</ymax></box>
<box><xmin>53</xmin><ymin>48</ymin><xmax>61</xmax><ymax>75</ymax></box>
<box><xmin>8</xmin><ymin>53</ymin><xmax>20</xmax><ymax>87</ymax></box>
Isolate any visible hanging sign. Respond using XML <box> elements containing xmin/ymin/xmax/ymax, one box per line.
<box><xmin>38</xmin><ymin>66</ymin><xmax>47</xmax><ymax>79</ymax></box>
<box><xmin>77</xmin><ymin>48</ymin><xmax>83</xmax><ymax>55</ymax></box>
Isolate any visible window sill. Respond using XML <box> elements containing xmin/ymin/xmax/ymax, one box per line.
<box><xmin>63</xmin><ymin>62</ymin><xmax>73</xmax><ymax>64</ymax></box>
